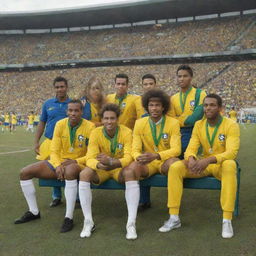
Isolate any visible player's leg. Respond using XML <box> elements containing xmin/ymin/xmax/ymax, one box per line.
<box><xmin>79</xmin><ymin>167</ymin><xmax>100</xmax><ymax>238</ymax></box>
<box><xmin>159</xmin><ymin>160</ymin><xmax>195</xmax><ymax>232</ymax></box>
<box><xmin>15</xmin><ymin>161</ymin><xmax>57</xmax><ymax>224</ymax></box>
<box><xmin>60</xmin><ymin>163</ymin><xmax>82</xmax><ymax>233</ymax></box>
<box><xmin>209</xmin><ymin>160</ymin><xmax>237</xmax><ymax>238</ymax></box>
<box><xmin>160</xmin><ymin>157</ymin><xmax>180</xmax><ymax>175</ymax></box>
<box><xmin>119</xmin><ymin>166</ymin><xmax>140</xmax><ymax>240</ymax></box>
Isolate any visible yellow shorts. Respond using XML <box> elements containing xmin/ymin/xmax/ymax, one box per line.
<box><xmin>146</xmin><ymin>159</ymin><xmax>164</xmax><ymax>177</ymax></box>
<box><xmin>94</xmin><ymin>168</ymin><xmax>122</xmax><ymax>185</ymax></box>
<box><xmin>36</xmin><ymin>138</ymin><xmax>51</xmax><ymax>160</ymax></box>
<box><xmin>47</xmin><ymin>159</ymin><xmax>85</xmax><ymax>171</ymax></box>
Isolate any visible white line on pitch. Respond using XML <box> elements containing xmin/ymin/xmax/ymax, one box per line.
<box><xmin>0</xmin><ymin>149</ymin><xmax>31</xmax><ymax>155</ymax></box>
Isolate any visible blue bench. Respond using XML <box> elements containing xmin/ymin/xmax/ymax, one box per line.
<box><xmin>39</xmin><ymin>163</ymin><xmax>241</xmax><ymax>216</ymax></box>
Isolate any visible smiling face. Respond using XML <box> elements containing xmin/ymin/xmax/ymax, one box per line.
<box><xmin>203</xmin><ymin>97</ymin><xmax>221</xmax><ymax>120</ymax></box>
<box><xmin>148</xmin><ymin>98</ymin><xmax>164</xmax><ymax>121</ymax></box>
<box><xmin>177</xmin><ymin>69</ymin><xmax>192</xmax><ymax>90</ymax></box>
<box><xmin>67</xmin><ymin>103</ymin><xmax>83</xmax><ymax>126</ymax></box>
<box><xmin>102</xmin><ymin>110</ymin><xmax>118</xmax><ymax>133</ymax></box>
<box><xmin>54</xmin><ymin>81</ymin><xmax>68</xmax><ymax>99</ymax></box>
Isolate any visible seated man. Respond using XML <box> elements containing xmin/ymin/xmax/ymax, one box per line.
<box><xmin>15</xmin><ymin>100</ymin><xmax>95</xmax><ymax>233</ymax></box>
<box><xmin>78</xmin><ymin>103</ymin><xmax>138</xmax><ymax>240</ymax></box>
<box><xmin>159</xmin><ymin>94</ymin><xmax>240</xmax><ymax>239</ymax></box>
<box><xmin>127</xmin><ymin>89</ymin><xmax>181</xmax><ymax>201</ymax></box>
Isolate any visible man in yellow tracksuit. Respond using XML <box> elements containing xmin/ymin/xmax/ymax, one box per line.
<box><xmin>159</xmin><ymin>94</ymin><xmax>240</xmax><ymax>239</ymax></box>
<box><xmin>15</xmin><ymin>100</ymin><xmax>95</xmax><ymax>234</ymax></box>
<box><xmin>106</xmin><ymin>73</ymin><xmax>138</xmax><ymax>130</ymax></box>
<box><xmin>168</xmin><ymin>65</ymin><xmax>207</xmax><ymax>156</ymax></box>
<box><xmin>134</xmin><ymin>74</ymin><xmax>157</xmax><ymax>119</ymax></box>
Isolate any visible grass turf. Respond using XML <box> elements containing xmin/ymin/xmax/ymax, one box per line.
<box><xmin>0</xmin><ymin>125</ymin><xmax>255</xmax><ymax>256</ymax></box>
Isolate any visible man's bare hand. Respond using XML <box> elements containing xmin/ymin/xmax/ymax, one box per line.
<box><xmin>61</xmin><ymin>159</ymin><xmax>77</xmax><ymax>167</ymax></box>
<box><xmin>56</xmin><ymin>165</ymin><xmax>65</xmax><ymax>180</ymax></box>
<box><xmin>97</xmin><ymin>153</ymin><xmax>111</xmax><ymax>166</ymax></box>
<box><xmin>34</xmin><ymin>142</ymin><xmax>40</xmax><ymax>155</ymax></box>
<box><xmin>137</xmin><ymin>153</ymin><xmax>159</xmax><ymax>165</ymax></box>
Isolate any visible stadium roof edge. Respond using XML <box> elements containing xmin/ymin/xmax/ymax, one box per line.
<box><xmin>0</xmin><ymin>0</ymin><xmax>256</xmax><ymax>30</ymax></box>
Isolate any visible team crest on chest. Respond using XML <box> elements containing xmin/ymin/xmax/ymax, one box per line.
<box><xmin>78</xmin><ymin>135</ymin><xmax>84</xmax><ymax>141</ymax></box>
<box><xmin>121</xmin><ymin>102</ymin><xmax>126</xmax><ymax>108</ymax></box>
<box><xmin>117</xmin><ymin>143</ymin><xmax>123</xmax><ymax>149</ymax></box>
<box><xmin>162</xmin><ymin>133</ymin><xmax>168</xmax><ymax>140</ymax></box>
<box><xmin>190</xmin><ymin>100</ymin><xmax>195</xmax><ymax>107</ymax></box>
<box><xmin>218</xmin><ymin>134</ymin><xmax>225</xmax><ymax>141</ymax></box>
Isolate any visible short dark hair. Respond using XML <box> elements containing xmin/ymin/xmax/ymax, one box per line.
<box><xmin>204</xmin><ymin>94</ymin><xmax>222</xmax><ymax>107</ymax></box>
<box><xmin>53</xmin><ymin>76</ymin><xmax>68</xmax><ymax>86</ymax></box>
<box><xmin>176</xmin><ymin>65</ymin><xmax>193</xmax><ymax>77</ymax></box>
<box><xmin>142</xmin><ymin>74</ymin><xmax>156</xmax><ymax>84</ymax></box>
<box><xmin>115</xmin><ymin>73</ymin><xmax>129</xmax><ymax>84</ymax></box>
<box><xmin>142</xmin><ymin>89</ymin><xmax>170</xmax><ymax>115</ymax></box>
<box><xmin>68</xmin><ymin>99</ymin><xmax>83</xmax><ymax>110</ymax></box>
<box><xmin>100</xmin><ymin>103</ymin><xmax>121</xmax><ymax>118</ymax></box>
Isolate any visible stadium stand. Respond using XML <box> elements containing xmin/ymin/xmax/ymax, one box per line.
<box><xmin>0</xmin><ymin>16</ymin><xmax>255</xmax><ymax>64</ymax></box>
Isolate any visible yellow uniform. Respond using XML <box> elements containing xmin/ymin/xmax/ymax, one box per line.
<box><xmin>134</xmin><ymin>96</ymin><xmax>147</xmax><ymax>119</ymax></box>
<box><xmin>4</xmin><ymin>114</ymin><xmax>10</xmax><ymax>124</ymax></box>
<box><xmin>229</xmin><ymin>110</ymin><xmax>237</xmax><ymax>122</ymax></box>
<box><xmin>48</xmin><ymin>117</ymin><xmax>95</xmax><ymax>169</ymax></box>
<box><xmin>28</xmin><ymin>115</ymin><xmax>34</xmax><ymax>125</ymax></box>
<box><xmin>106</xmin><ymin>93</ymin><xmax>138</xmax><ymax>129</ymax></box>
<box><xmin>90</xmin><ymin>103</ymin><xmax>101</xmax><ymax>124</ymax></box>
<box><xmin>168</xmin><ymin>87</ymin><xmax>207</xmax><ymax>127</ymax></box>
<box><xmin>11</xmin><ymin>114</ymin><xmax>17</xmax><ymax>125</ymax></box>
<box><xmin>132</xmin><ymin>116</ymin><xmax>181</xmax><ymax>176</ymax></box>
<box><xmin>34</xmin><ymin>115</ymin><xmax>40</xmax><ymax>122</ymax></box>
<box><xmin>86</xmin><ymin>125</ymin><xmax>133</xmax><ymax>184</ymax></box>
<box><xmin>168</xmin><ymin>117</ymin><xmax>240</xmax><ymax>220</ymax></box>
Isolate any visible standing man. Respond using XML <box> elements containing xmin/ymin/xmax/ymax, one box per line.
<box><xmin>15</xmin><ymin>100</ymin><xmax>95</xmax><ymax>233</ymax></box>
<box><xmin>160</xmin><ymin>94</ymin><xmax>240</xmax><ymax>238</ymax></box>
<box><xmin>11</xmin><ymin>112</ymin><xmax>17</xmax><ymax>132</ymax></box>
<box><xmin>35</xmin><ymin>76</ymin><xmax>70</xmax><ymax>207</ymax></box>
<box><xmin>26</xmin><ymin>111</ymin><xmax>35</xmax><ymax>133</ymax></box>
<box><xmin>168</xmin><ymin>65</ymin><xmax>207</xmax><ymax>156</ymax></box>
<box><xmin>3</xmin><ymin>112</ymin><xmax>10</xmax><ymax>132</ymax></box>
<box><xmin>106</xmin><ymin>74</ymin><xmax>138</xmax><ymax>130</ymax></box>
<box><xmin>229</xmin><ymin>107</ymin><xmax>237</xmax><ymax>122</ymax></box>
<box><xmin>134</xmin><ymin>74</ymin><xmax>157</xmax><ymax>119</ymax></box>
<box><xmin>79</xmin><ymin>103</ymin><xmax>138</xmax><ymax>240</ymax></box>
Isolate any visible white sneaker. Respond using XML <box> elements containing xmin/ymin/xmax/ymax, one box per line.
<box><xmin>126</xmin><ymin>222</ymin><xmax>137</xmax><ymax>240</ymax></box>
<box><xmin>159</xmin><ymin>217</ymin><xmax>181</xmax><ymax>232</ymax></box>
<box><xmin>222</xmin><ymin>220</ymin><xmax>234</xmax><ymax>238</ymax></box>
<box><xmin>80</xmin><ymin>219</ymin><xmax>95</xmax><ymax>238</ymax></box>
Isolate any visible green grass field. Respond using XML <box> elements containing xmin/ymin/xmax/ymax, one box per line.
<box><xmin>0</xmin><ymin>125</ymin><xmax>255</xmax><ymax>256</ymax></box>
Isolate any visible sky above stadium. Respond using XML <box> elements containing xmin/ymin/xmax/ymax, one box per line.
<box><xmin>0</xmin><ymin>0</ymin><xmax>147</xmax><ymax>13</ymax></box>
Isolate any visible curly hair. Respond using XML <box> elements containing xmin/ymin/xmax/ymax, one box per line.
<box><xmin>100</xmin><ymin>103</ymin><xmax>121</xmax><ymax>119</ymax></box>
<box><xmin>142</xmin><ymin>89</ymin><xmax>170</xmax><ymax>115</ymax></box>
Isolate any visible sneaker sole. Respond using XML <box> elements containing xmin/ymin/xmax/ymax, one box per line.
<box><xmin>159</xmin><ymin>223</ymin><xmax>181</xmax><ymax>233</ymax></box>
<box><xmin>80</xmin><ymin>225</ymin><xmax>96</xmax><ymax>238</ymax></box>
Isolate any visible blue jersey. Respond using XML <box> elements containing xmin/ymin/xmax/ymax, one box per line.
<box><xmin>40</xmin><ymin>97</ymin><xmax>71</xmax><ymax>139</ymax></box>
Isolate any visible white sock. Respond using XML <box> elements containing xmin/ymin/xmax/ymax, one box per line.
<box><xmin>20</xmin><ymin>180</ymin><xmax>39</xmax><ymax>215</ymax></box>
<box><xmin>64</xmin><ymin>180</ymin><xmax>78</xmax><ymax>219</ymax></box>
<box><xmin>125</xmin><ymin>181</ymin><xmax>140</xmax><ymax>225</ymax></box>
<box><xmin>79</xmin><ymin>181</ymin><xmax>93</xmax><ymax>222</ymax></box>
<box><xmin>169</xmin><ymin>214</ymin><xmax>179</xmax><ymax>221</ymax></box>
<box><xmin>223</xmin><ymin>219</ymin><xmax>231</xmax><ymax>223</ymax></box>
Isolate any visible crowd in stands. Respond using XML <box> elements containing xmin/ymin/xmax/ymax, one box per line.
<box><xmin>0</xmin><ymin>61</ymin><xmax>255</xmax><ymax>115</ymax></box>
<box><xmin>0</xmin><ymin>16</ymin><xmax>255</xmax><ymax>65</ymax></box>
<box><xmin>0</xmin><ymin>15</ymin><xmax>255</xmax><ymax>115</ymax></box>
